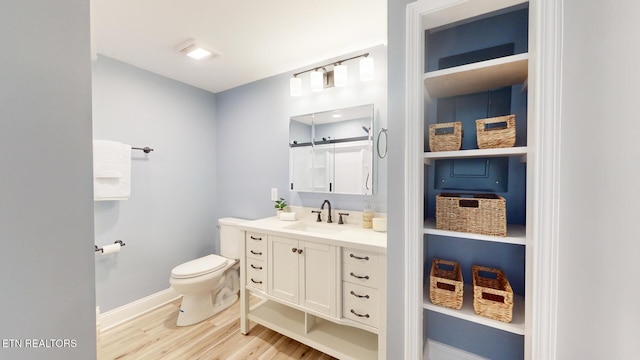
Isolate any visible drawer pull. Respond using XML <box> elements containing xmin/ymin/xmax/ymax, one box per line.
<box><xmin>250</xmin><ymin>250</ymin><xmax>262</xmax><ymax>256</ymax></box>
<box><xmin>350</xmin><ymin>309</ymin><xmax>370</xmax><ymax>318</ymax></box>
<box><xmin>350</xmin><ymin>272</ymin><xmax>370</xmax><ymax>280</ymax></box>
<box><xmin>350</xmin><ymin>290</ymin><xmax>370</xmax><ymax>299</ymax></box>
<box><xmin>250</xmin><ymin>235</ymin><xmax>263</xmax><ymax>241</ymax></box>
<box><xmin>250</xmin><ymin>278</ymin><xmax>263</xmax><ymax>284</ymax></box>
<box><xmin>250</xmin><ymin>264</ymin><xmax>263</xmax><ymax>270</ymax></box>
<box><xmin>350</xmin><ymin>253</ymin><xmax>369</xmax><ymax>261</ymax></box>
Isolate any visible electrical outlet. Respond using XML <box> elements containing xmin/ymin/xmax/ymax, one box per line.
<box><xmin>271</xmin><ymin>188</ymin><xmax>278</xmax><ymax>201</ymax></box>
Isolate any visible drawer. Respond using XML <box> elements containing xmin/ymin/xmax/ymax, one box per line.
<box><xmin>246</xmin><ymin>259</ymin><xmax>266</xmax><ymax>291</ymax></box>
<box><xmin>342</xmin><ymin>282</ymin><xmax>379</xmax><ymax>328</ymax></box>
<box><xmin>246</xmin><ymin>232</ymin><xmax>266</xmax><ymax>260</ymax></box>
<box><xmin>342</xmin><ymin>248</ymin><xmax>380</xmax><ymax>288</ymax></box>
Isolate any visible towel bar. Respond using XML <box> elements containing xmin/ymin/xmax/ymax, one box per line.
<box><xmin>132</xmin><ymin>146</ymin><xmax>153</xmax><ymax>153</ymax></box>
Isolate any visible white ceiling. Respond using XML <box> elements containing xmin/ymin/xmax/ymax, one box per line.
<box><xmin>92</xmin><ymin>0</ymin><xmax>387</xmax><ymax>94</ymax></box>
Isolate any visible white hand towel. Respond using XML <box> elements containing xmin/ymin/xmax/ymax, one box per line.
<box><xmin>93</xmin><ymin>140</ymin><xmax>131</xmax><ymax>201</ymax></box>
<box><xmin>94</xmin><ymin>140</ymin><xmax>125</xmax><ymax>178</ymax></box>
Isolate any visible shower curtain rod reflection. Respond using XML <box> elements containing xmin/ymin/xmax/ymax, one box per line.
<box><xmin>132</xmin><ymin>146</ymin><xmax>154</xmax><ymax>153</ymax></box>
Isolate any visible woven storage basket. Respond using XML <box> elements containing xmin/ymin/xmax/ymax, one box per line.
<box><xmin>472</xmin><ymin>265</ymin><xmax>513</xmax><ymax>322</ymax></box>
<box><xmin>429</xmin><ymin>258</ymin><xmax>464</xmax><ymax>310</ymax></box>
<box><xmin>429</xmin><ymin>122</ymin><xmax>462</xmax><ymax>152</ymax></box>
<box><xmin>435</xmin><ymin>193</ymin><xmax>507</xmax><ymax>237</ymax></box>
<box><xmin>476</xmin><ymin>114</ymin><xmax>516</xmax><ymax>149</ymax></box>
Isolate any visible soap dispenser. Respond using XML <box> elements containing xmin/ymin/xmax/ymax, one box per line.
<box><xmin>362</xmin><ymin>200</ymin><xmax>374</xmax><ymax>229</ymax></box>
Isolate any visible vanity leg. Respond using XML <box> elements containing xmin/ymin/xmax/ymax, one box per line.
<box><xmin>239</xmin><ymin>234</ymin><xmax>250</xmax><ymax>335</ymax></box>
<box><xmin>240</xmin><ymin>288</ymin><xmax>250</xmax><ymax>334</ymax></box>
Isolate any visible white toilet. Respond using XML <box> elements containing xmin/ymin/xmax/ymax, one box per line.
<box><xmin>169</xmin><ymin>217</ymin><xmax>246</xmax><ymax>326</ymax></box>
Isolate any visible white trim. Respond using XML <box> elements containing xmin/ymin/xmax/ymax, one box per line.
<box><xmin>404</xmin><ymin>2</ymin><xmax>425</xmax><ymax>359</ymax></box>
<box><xmin>424</xmin><ymin>340</ymin><xmax>488</xmax><ymax>360</ymax></box>
<box><xmin>528</xmin><ymin>0</ymin><xmax>562</xmax><ymax>359</ymax></box>
<box><xmin>98</xmin><ymin>288</ymin><xmax>181</xmax><ymax>331</ymax></box>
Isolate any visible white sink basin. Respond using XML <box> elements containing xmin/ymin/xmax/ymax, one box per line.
<box><xmin>283</xmin><ymin>222</ymin><xmax>343</xmax><ymax>235</ymax></box>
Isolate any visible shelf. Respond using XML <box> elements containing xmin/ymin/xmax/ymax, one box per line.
<box><xmin>423</xmin><ymin>285</ymin><xmax>525</xmax><ymax>335</ymax></box>
<box><xmin>249</xmin><ymin>300</ymin><xmax>378</xmax><ymax>360</ymax></box>
<box><xmin>424</xmin><ymin>219</ymin><xmax>526</xmax><ymax>245</ymax></box>
<box><xmin>423</xmin><ymin>146</ymin><xmax>527</xmax><ymax>165</ymax></box>
<box><xmin>424</xmin><ymin>53</ymin><xmax>528</xmax><ymax>98</ymax></box>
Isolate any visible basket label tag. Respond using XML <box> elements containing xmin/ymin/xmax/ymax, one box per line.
<box><xmin>484</xmin><ymin>121</ymin><xmax>509</xmax><ymax>131</ymax></box>
<box><xmin>434</xmin><ymin>127</ymin><xmax>455</xmax><ymax>135</ymax></box>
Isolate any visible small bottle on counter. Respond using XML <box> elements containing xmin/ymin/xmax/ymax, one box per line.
<box><xmin>362</xmin><ymin>200</ymin><xmax>374</xmax><ymax>229</ymax></box>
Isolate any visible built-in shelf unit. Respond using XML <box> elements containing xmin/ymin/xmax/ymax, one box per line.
<box><xmin>405</xmin><ymin>0</ymin><xmax>536</xmax><ymax>359</ymax></box>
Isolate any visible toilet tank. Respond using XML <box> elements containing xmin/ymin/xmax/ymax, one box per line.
<box><xmin>218</xmin><ymin>217</ymin><xmax>247</xmax><ymax>260</ymax></box>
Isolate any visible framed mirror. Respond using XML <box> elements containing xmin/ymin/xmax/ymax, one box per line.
<box><xmin>289</xmin><ymin>104</ymin><xmax>374</xmax><ymax>195</ymax></box>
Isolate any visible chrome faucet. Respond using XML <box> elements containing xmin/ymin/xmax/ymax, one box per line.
<box><xmin>320</xmin><ymin>199</ymin><xmax>332</xmax><ymax>223</ymax></box>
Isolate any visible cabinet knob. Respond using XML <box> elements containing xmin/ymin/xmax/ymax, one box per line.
<box><xmin>297</xmin><ymin>249</ymin><xmax>303</xmax><ymax>254</ymax></box>
<box><xmin>292</xmin><ymin>248</ymin><xmax>297</xmax><ymax>253</ymax></box>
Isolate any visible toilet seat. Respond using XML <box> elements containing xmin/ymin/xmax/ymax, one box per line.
<box><xmin>171</xmin><ymin>254</ymin><xmax>228</xmax><ymax>279</ymax></box>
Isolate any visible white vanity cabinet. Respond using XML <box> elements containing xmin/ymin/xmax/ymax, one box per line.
<box><xmin>267</xmin><ymin>236</ymin><xmax>337</xmax><ymax>317</ymax></box>
<box><xmin>238</xmin><ymin>218</ymin><xmax>387</xmax><ymax>360</ymax></box>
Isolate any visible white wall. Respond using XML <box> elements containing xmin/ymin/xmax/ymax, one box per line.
<box><xmin>0</xmin><ymin>0</ymin><xmax>96</xmax><ymax>359</ymax></box>
<box><xmin>386</xmin><ymin>0</ymin><xmax>414</xmax><ymax>358</ymax></box>
<box><xmin>557</xmin><ymin>0</ymin><xmax>640</xmax><ymax>358</ymax></box>
<box><xmin>92</xmin><ymin>56</ymin><xmax>218</xmax><ymax>312</ymax></box>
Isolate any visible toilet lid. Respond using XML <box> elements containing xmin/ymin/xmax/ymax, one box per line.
<box><xmin>171</xmin><ymin>254</ymin><xmax>228</xmax><ymax>279</ymax></box>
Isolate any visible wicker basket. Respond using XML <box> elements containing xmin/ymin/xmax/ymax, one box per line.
<box><xmin>429</xmin><ymin>258</ymin><xmax>464</xmax><ymax>310</ymax></box>
<box><xmin>435</xmin><ymin>193</ymin><xmax>507</xmax><ymax>237</ymax></box>
<box><xmin>476</xmin><ymin>115</ymin><xmax>516</xmax><ymax>149</ymax></box>
<box><xmin>472</xmin><ymin>265</ymin><xmax>513</xmax><ymax>322</ymax></box>
<box><xmin>429</xmin><ymin>122</ymin><xmax>462</xmax><ymax>152</ymax></box>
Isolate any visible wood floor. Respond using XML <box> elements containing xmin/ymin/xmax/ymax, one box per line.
<box><xmin>99</xmin><ymin>296</ymin><xmax>336</xmax><ymax>360</ymax></box>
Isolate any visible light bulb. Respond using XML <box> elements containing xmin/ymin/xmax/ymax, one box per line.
<box><xmin>334</xmin><ymin>64</ymin><xmax>348</xmax><ymax>87</ymax></box>
<box><xmin>290</xmin><ymin>76</ymin><xmax>302</xmax><ymax>97</ymax></box>
<box><xmin>310</xmin><ymin>70</ymin><xmax>324</xmax><ymax>92</ymax></box>
<box><xmin>359</xmin><ymin>57</ymin><xmax>374</xmax><ymax>82</ymax></box>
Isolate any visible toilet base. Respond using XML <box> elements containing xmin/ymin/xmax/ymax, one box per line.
<box><xmin>176</xmin><ymin>289</ymin><xmax>239</xmax><ymax>327</ymax></box>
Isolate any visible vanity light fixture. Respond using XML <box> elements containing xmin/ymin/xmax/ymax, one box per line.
<box><xmin>175</xmin><ymin>38</ymin><xmax>221</xmax><ymax>60</ymax></box>
<box><xmin>289</xmin><ymin>52</ymin><xmax>372</xmax><ymax>97</ymax></box>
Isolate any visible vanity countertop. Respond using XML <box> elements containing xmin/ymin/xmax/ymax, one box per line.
<box><xmin>237</xmin><ymin>215</ymin><xmax>387</xmax><ymax>253</ymax></box>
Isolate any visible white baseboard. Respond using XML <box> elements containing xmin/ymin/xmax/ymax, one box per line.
<box><xmin>98</xmin><ymin>288</ymin><xmax>181</xmax><ymax>332</ymax></box>
<box><xmin>425</xmin><ymin>340</ymin><xmax>488</xmax><ymax>360</ymax></box>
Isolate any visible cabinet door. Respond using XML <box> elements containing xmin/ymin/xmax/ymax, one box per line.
<box><xmin>267</xmin><ymin>236</ymin><xmax>299</xmax><ymax>304</ymax></box>
<box><xmin>299</xmin><ymin>241</ymin><xmax>337</xmax><ymax>317</ymax></box>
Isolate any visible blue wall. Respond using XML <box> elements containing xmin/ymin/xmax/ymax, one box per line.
<box><xmin>215</xmin><ymin>45</ymin><xmax>388</xmax><ymax>225</ymax></box>
<box><xmin>92</xmin><ymin>56</ymin><xmax>218</xmax><ymax>312</ymax></box>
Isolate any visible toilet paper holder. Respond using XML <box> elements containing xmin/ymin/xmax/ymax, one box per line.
<box><xmin>95</xmin><ymin>240</ymin><xmax>126</xmax><ymax>253</ymax></box>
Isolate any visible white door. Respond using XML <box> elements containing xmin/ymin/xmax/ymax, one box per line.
<box><xmin>267</xmin><ymin>236</ymin><xmax>299</xmax><ymax>304</ymax></box>
<box><xmin>299</xmin><ymin>241</ymin><xmax>337</xmax><ymax>317</ymax></box>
